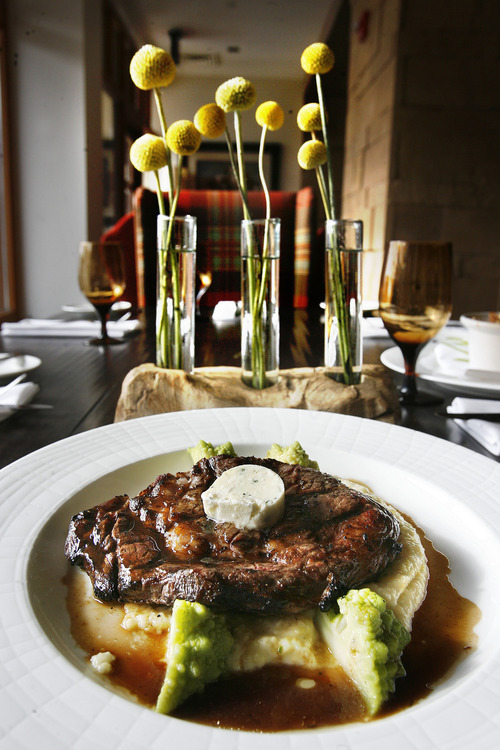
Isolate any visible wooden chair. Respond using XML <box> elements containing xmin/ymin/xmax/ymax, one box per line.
<box><xmin>132</xmin><ymin>187</ymin><xmax>318</xmax><ymax>310</ymax></box>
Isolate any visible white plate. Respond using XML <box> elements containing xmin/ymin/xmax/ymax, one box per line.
<box><xmin>381</xmin><ymin>330</ymin><xmax>500</xmax><ymax>398</ymax></box>
<box><xmin>62</xmin><ymin>301</ymin><xmax>132</xmax><ymax>314</ymax></box>
<box><xmin>1</xmin><ymin>408</ymin><xmax>499</xmax><ymax>749</ymax></box>
<box><xmin>0</xmin><ymin>354</ymin><xmax>41</xmax><ymax>379</ymax></box>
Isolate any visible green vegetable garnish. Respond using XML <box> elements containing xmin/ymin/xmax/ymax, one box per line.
<box><xmin>315</xmin><ymin>588</ymin><xmax>410</xmax><ymax>715</ymax></box>
<box><xmin>266</xmin><ymin>440</ymin><xmax>319</xmax><ymax>469</ymax></box>
<box><xmin>156</xmin><ymin>599</ymin><xmax>234</xmax><ymax>715</ymax></box>
<box><xmin>188</xmin><ymin>439</ymin><xmax>236</xmax><ymax>463</ymax></box>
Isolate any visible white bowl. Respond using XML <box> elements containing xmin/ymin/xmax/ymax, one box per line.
<box><xmin>460</xmin><ymin>312</ymin><xmax>500</xmax><ymax>372</ymax></box>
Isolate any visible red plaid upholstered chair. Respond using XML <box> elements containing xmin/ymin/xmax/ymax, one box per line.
<box><xmin>132</xmin><ymin>187</ymin><xmax>316</xmax><ymax>310</ymax></box>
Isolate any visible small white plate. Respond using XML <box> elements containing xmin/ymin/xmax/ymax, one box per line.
<box><xmin>0</xmin><ymin>354</ymin><xmax>41</xmax><ymax>379</ymax></box>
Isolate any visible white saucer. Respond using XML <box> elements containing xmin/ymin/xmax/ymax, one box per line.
<box><xmin>0</xmin><ymin>354</ymin><xmax>41</xmax><ymax>379</ymax></box>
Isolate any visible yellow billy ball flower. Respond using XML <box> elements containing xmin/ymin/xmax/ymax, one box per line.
<box><xmin>297</xmin><ymin>102</ymin><xmax>323</xmax><ymax>132</ymax></box>
<box><xmin>130</xmin><ymin>134</ymin><xmax>168</xmax><ymax>172</ymax></box>
<box><xmin>166</xmin><ymin>120</ymin><xmax>202</xmax><ymax>156</ymax></box>
<box><xmin>298</xmin><ymin>140</ymin><xmax>327</xmax><ymax>170</ymax></box>
<box><xmin>300</xmin><ymin>42</ymin><xmax>334</xmax><ymax>75</ymax></box>
<box><xmin>194</xmin><ymin>103</ymin><xmax>226</xmax><ymax>138</ymax></box>
<box><xmin>256</xmin><ymin>101</ymin><xmax>284</xmax><ymax>131</ymax></box>
<box><xmin>130</xmin><ymin>44</ymin><xmax>176</xmax><ymax>90</ymax></box>
<box><xmin>215</xmin><ymin>76</ymin><xmax>256</xmax><ymax>113</ymax></box>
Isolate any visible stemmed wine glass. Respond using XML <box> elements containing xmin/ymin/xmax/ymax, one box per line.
<box><xmin>78</xmin><ymin>241</ymin><xmax>126</xmax><ymax>345</ymax></box>
<box><xmin>378</xmin><ymin>241</ymin><xmax>452</xmax><ymax>405</ymax></box>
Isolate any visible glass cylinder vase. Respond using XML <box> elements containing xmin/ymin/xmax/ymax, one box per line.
<box><xmin>156</xmin><ymin>214</ymin><xmax>197</xmax><ymax>371</ymax></box>
<box><xmin>241</xmin><ymin>218</ymin><xmax>280</xmax><ymax>389</ymax></box>
<box><xmin>324</xmin><ymin>219</ymin><xmax>363</xmax><ymax>385</ymax></box>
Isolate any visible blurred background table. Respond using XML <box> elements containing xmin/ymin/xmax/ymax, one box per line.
<box><xmin>0</xmin><ymin>307</ymin><xmax>497</xmax><ymax>470</ymax></box>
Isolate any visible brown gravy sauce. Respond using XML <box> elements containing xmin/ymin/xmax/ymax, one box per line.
<box><xmin>67</xmin><ymin>522</ymin><xmax>480</xmax><ymax>733</ymax></box>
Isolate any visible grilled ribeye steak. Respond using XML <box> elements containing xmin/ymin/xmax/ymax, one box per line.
<box><xmin>65</xmin><ymin>456</ymin><xmax>401</xmax><ymax>614</ymax></box>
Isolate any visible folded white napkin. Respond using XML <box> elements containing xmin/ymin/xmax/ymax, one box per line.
<box><xmin>447</xmin><ymin>397</ymin><xmax>500</xmax><ymax>457</ymax></box>
<box><xmin>0</xmin><ymin>382</ymin><xmax>39</xmax><ymax>422</ymax></box>
<box><xmin>212</xmin><ymin>301</ymin><xmax>239</xmax><ymax>321</ymax></box>
<box><xmin>1</xmin><ymin>318</ymin><xmax>142</xmax><ymax>339</ymax></box>
<box><xmin>433</xmin><ymin>331</ymin><xmax>469</xmax><ymax>376</ymax></box>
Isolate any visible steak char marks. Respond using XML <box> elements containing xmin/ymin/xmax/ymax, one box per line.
<box><xmin>65</xmin><ymin>456</ymin><xmax>401</xmax><ymax>614</ymax></box>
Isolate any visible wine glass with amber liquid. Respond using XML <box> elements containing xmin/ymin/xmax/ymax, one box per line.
<box><xmin>379</xmin><ymin>241</ymin><xmax>452</xmax><ymax>405</ymax></box>
<box><xmin>78</xmin><ymin>241</ymin><xmax>126</xmax><ymax>345</ymax></box>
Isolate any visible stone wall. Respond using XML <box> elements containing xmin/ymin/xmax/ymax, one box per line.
<box><xmin>388</xmin><ymin>0</ymin><xmax>500</xmax><ymax>316</ymax></box>
<box><xmin>341</xmin><ymin>0</ymin><xmax>401</xmax><ymax>304</ymax></box>
<box><xmin>340</xmin><ymin>0</ymin><xmax>500</xmax><ymax>316</ymax></box>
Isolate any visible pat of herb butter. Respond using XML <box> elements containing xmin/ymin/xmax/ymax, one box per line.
<box><xmin>201</xmin><ymin>464</ymin><xmax>285</xmax><ymax>530</ymax></box>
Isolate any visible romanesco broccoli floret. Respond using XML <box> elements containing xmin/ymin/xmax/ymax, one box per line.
<box><xmin>315</xmin><ymin>588</ymin><xmax>410</xmax><ymax>716</ymax></box>
<box><xmin>156</xmin><ymin>599</ymin><xmax>234</xmax><ymax>714</ymax></box>
<box><xmin>188</xmin><ymin>439</ymin><xmax>236</xmax><ymax>463</ymax></box>
<box><xmin>266</xmin><ymin>441</ymin><xmax>319</xmax><ymax>469</ymax></box>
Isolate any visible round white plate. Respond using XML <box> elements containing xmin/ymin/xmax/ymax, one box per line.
<box><xmin>381</xmin><ymin>335</ymin><xmax>500</xmax><ymax>398</ymax></box>
<box><xmin>1</xmin><ymin>408</ymin><xmax>499</xmax><ymax>750</ymax></box>
<box><xmin>0</xmin><ymin>354</ymin><xmax>41</xmax><ymax>379</ymax></box>
<box><xmin>62</xmin><ymin>301</ymin><xmax>132</xmax><ymax>314</ymax></box>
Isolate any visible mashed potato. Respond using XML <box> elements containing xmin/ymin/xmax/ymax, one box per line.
<box><xmin>343</xmin><ymin>480</ymin><xmax>429</xmax><ymax>631</ymax></box>
<box><xmin>228</xmin><ymin>611</ymin><xmax>327</xmax><ymax>671</ymax></box>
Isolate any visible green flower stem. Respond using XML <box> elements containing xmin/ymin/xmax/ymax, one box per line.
<box><xmin>223</xmin><ymin>123</ymin><xmax>255</xmax><ymax>342</ymax></box>
<box><xmin>244</xmin><ymin>126</ymin><xmax>275</xmax><ymax>388</ymax></box>
<box><xmin>251</xmin><ymin>315</ymin><xmax>265</xmax><ymax>388</ymax></box>
<box><xmin>170</xmin><ymin>247</ymin><xmax>182</xmax><ymax>369</ymax></box>
<box><xmin>223</xmin><ymin>128</ymin><xmax>252</xmax><ymax>219</ymax></box>
<box><xmin>316</xmin><ymin>73</ymin><xmax>335</xmax><ymax>219</ymax></box>
<box><xmin>169</xmin><ymin>166</ymin><xmax>183</xmax><ymax>369</ymax></box>
<box><xmin>153</xmin><ymin>88</ymin><xmax>175</xmax><ymax>213</ymax></box>
<box><xmin>315</xmin><ymin>166</ymin><xmax>332</xmax><ymax>222</ymax></box>
<box><xmin>259</xmin><ymin>126</ymin><xmax>271</xmax><ymax>224</ymax></box>
<box><xmin>328</xmin><ymin>240</ymin><xmax>354</xmax><ymax>384</ymax></box>
<box><xmin>232</xmin><ymin>110</ymin><xmax>266</xmax><ymax>387</ymax></box>
<box><xmin>155</xmin><ymin>170</ymin><xmax>169</xmax><ymax>366</ymax></box>
<box><xmin>315</xmin><ymin>75</ymin><xmax>355</xmax><ymax>384</ymax></box>
<box><xmin>251</xmin><ymin>127</ymin><xmax>273</xmax><ymax>387</ymax></box>
<box><xmin>156</xmin><ymin>173</ymin><xmax>184</xmax><ymax>369</ymax></box>
<box><xmin>156</xmin><ymin>219</ymin><xmax>170</xmax><ymax>367</ymax></box>
<box><xmin>313</xmin><ymin>165</ymin><xmax>346</xmax><ymax>379</ymax></box>
<box><xmin>243</xmin><ymin>224</ymin><xmax>265</xmax><ymax>389</ymax></box>
<box><xmin>313</xmin><ymin>169</ymin><xmax>355</xmax><ymax>384</ymax></box>
<box><xmin>154</xmin><ymin>170</ymin><xmax>166</xmax><ymax>216</ymax></box>
<box><xmin>234</xmin><ymin>112</ymin><xmax>251</xmax><ymax>220</ymax></box>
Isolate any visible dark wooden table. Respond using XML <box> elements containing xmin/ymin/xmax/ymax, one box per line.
<box><xmin>1</xmin><ymin>308</ymin><xmax>498</xmax><ymax>470</ymax></box>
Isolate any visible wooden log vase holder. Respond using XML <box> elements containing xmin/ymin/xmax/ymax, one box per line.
<box><xmin>114</xmin><ymin>364</ymin><xmax>400</xmax><ymax>423</ymax></box>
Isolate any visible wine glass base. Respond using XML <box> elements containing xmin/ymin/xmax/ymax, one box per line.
<box><xmin>85</xmin><ymin>336</ymin><xmax>124</xmax><ymax>346</ymax></box>
<box><xmin>399</xmin><ymin>389</ymin><xmax>444</xmax><ymax>407</ymax></box>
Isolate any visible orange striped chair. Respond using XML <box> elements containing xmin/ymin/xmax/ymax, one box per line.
<box><xmin>132</xmin><ymin>186</ymin><xmax>317</xmax><ymax>310</ymax></box>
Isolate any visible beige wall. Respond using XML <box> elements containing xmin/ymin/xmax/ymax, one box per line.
<box><xmin>341</xmin><ymin>0</ymin><xmax>401</xmax><ymax>304</ymax></box>
<box><xmin>388</xmin><ymin>0</ymin><xmax>500</xmax><ymax>316</ymax></box>
<box><xmin>7</xmin><ymin>0</ymin><xmax>97</xmax><ymax>318</ymax></box>
<box><xmin>342</xmin><ymin>0</ymin><xmax>500</xmax><ymax>316</ymax></box>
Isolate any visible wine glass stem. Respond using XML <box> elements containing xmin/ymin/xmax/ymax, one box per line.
<box><xmin>98</xmin><ymin>309</ymin><xmax>108</xmax><ymax>341</ymax></box>
<box><xmin>400</xmin><ymin>343</ymin><xmax>420</xmax><ymax>403</ymax></box>
<box><xmin>401</xmin><ymin>373</ymin><xmax>417</xmax><ymax>403</ymax></box>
